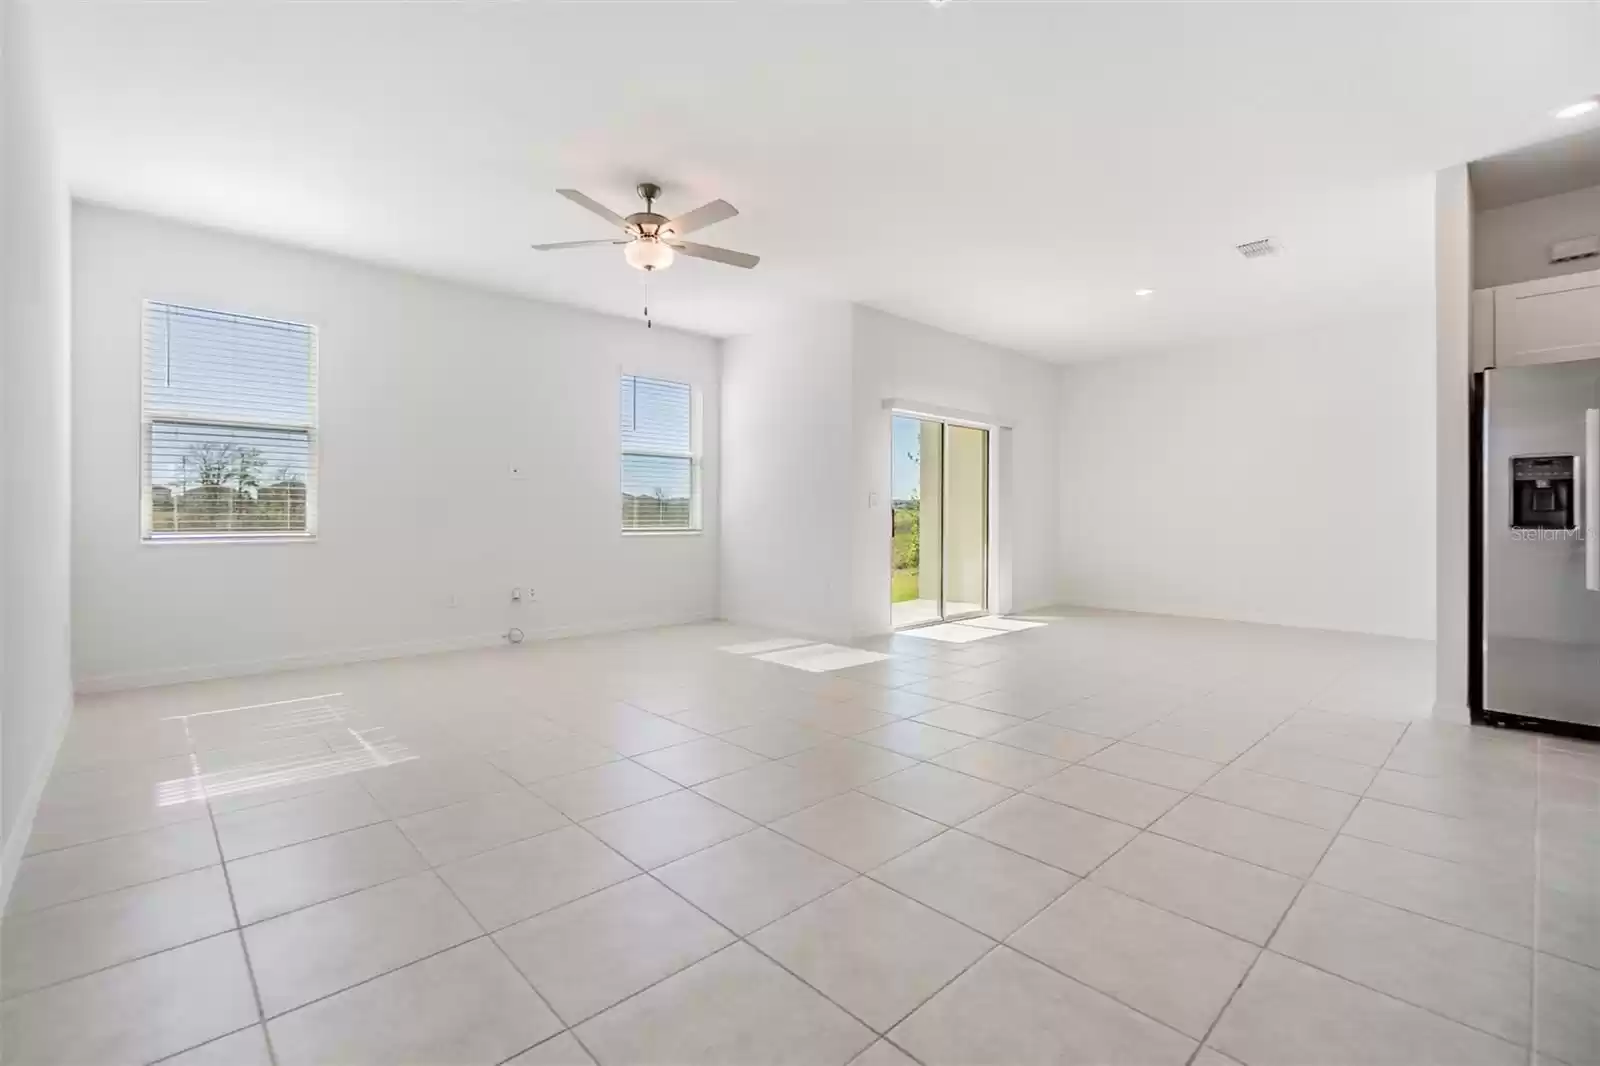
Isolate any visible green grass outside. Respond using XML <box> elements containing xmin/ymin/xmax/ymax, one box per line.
<box><xmin>891</xmin><ymin>568</ymin><xmax>919</xmax><ymax>603</ymax></box>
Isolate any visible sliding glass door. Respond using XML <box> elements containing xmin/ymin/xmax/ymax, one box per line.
<box><xmin>891</xmin><ymin>415</ymin><xmax>942</xmax><ymax>627</ymax></box>
<box><xmin>942</xmin><ymin>424</ymin><xmax>988</xmax><ymax>619</ymax></box>
<box><xmin>891</xmin><ymin>413</ymin><xmax>989</xmax><ymax>629</ymax></box>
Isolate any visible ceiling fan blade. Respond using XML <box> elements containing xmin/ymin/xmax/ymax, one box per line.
<box><xmin>667</xmin><ymin>240</ymin><xmax>760</xmax><ymax>269</ymax></box>
<box><xmin>556</xmin><ymin>189</ymin><xmax>631</xmax><ymax>231</ymax></box>
<box><xmin>530</xmin><ymin>239</ymin><xmax>629</xmax><ymax>251</ymax></box>
<box><xmin>662</xmin><ymin>199</ymin><xmax>738</xmax><ymax>237</ymax></box>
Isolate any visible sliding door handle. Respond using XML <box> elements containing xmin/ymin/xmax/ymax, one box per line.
<box><xmin>1588</xmin><ymin>409</ymin><xmax>1599</xmax><ymax>592</ymax></box>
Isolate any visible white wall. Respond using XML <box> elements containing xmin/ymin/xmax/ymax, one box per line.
<box><xmin>718</xmin><ymin>302</ymin><xmax>1058</xmax><ymax>640</ymax></box>
<box><xmin>1059</xmin><ymin>310</ymin><xmax>1437</xmax><ymax>640</ymax></box>
<box><xmin>2</xmin><ymin>0</ymin><xmax>74</xmax><ymax>900</ymax></box>
<box><xmin>1435</xmin><ymin>165</ymin><xmax>1473</xmax><ymax>719</ymax></box>
<box><xmin>1474</xmin><ymin>183</ymin><xmax>1600</xmax><ymax>290</ymax></box>
<box><xmin>73</xmin><ymin>205</ymin><xmax>721</xmax><ymax>689</ymax></box>
<box><xmin>719</xmin><ymin>304</ymin><xmax>856</xmax><ymax>638</ymax></box>
<box><xmin>851</xmin><ymin>306</ymin><xmax>1061</xmax><ymax>636</ymax></box>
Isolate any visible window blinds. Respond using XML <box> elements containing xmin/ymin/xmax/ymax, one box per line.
<box><xmin>142</xmin><ymin>302</ymin><xmax>317</xmax><ymax>537</ymax></box>
<box><xmin>619</xmin><ymin>375</ymin><xmax>695</xmax><ymax>531</ymax></box>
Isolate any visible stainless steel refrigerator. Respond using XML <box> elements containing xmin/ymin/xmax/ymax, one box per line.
<box><xmin>1479</xmin><ymin>356</ymin><xmax>1600</xmax><ymax>731</ymax></box>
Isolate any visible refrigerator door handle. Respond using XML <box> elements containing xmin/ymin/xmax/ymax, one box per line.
<box><xmin>1588</xmin><ymin>408</ymin><xmax>1599</xmax><ymax>591</ymax></box>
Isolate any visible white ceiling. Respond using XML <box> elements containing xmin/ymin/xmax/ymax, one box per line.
<box><xmin>33</xmin><ymin>1</ymin><xmax>1600</xmax><ymax>361</ymax></box>
<box><xmin>1470</xmin><ymin>126</ymin><xmax>1600</xmax><ymax>210</ymax></box>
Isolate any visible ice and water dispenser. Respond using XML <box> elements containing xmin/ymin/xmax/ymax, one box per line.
<box><xmin>1509</xmin><ymin>455</ymin><xmax>1578</xmax><ymax>530</ymax></box>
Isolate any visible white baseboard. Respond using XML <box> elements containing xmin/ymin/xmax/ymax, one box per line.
<box><xmin>74</xmin><ymin>632</ymin><xmax>508</xmax><ymax>693</ymax></box>
<box><xmin>521</xmin><ymin>611</ymin><xmax>720</xmax><ymax>646</ymax></box>
<box><xmin>74</xmin><ymin>610</ymin><xmax>717</xmax><ymax>694</ymax></box>
<box><xmin>0</xmin><ymin>697</ymin><xmax>72</xmax><ymax>915</ymax></box>
<box><xmin>718</xmin><ymin>608</ymin><xmax>848</xmax><ymax>645</ymax></box>
<box><xmin>1049</xmin><ymin>597</ymin><xmax>1436</xmax><ymax>643</ymax></box>
<box><xmin>1431</xmin><ymin>702</ymin><xmax>1472</xmax><ymax>724</ymax></box>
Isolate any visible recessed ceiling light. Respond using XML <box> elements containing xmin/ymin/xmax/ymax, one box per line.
<box><xmin>1134</xmin><ymin>289</ymin><xmax>1154</xmax><ymax>297</ymax></box>
<box><xmin>1555</xmin><ymin>99</ymin><xmax>1598</xmax><ymax>120</ymax></box>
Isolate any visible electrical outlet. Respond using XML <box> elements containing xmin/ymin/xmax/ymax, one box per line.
<box><xmin>445</xmin><ymin>593</ymin><xmax>459</xmax><ymax>609</ymax></box>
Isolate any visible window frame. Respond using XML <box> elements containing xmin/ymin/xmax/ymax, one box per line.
<box><xmin>619</xmin><ymin>373</ymin><xmax>702</xmax><ymax>535</ymax></box>
<box><xmin>139</xmin><ymin>300</ymin><xmax>321</xmax><ymax>544</ymax></box>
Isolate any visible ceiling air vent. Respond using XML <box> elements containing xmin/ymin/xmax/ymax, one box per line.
<box><xmin>1235</xmin><ymin>237</ymin><xmax>1279</xmax><ymax>259</ymax></box>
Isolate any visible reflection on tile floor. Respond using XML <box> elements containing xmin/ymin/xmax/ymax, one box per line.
<box><xmin>3</xmin><ymin>607</ymin><xmax>1596</xmax><ymax>1065</ymax></box>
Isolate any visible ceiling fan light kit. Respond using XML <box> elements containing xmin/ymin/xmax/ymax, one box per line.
<box><xmin>623</xmin><ymin>237</ymin><xmax>675</xmax><ymax>272</ymax></box>
<box><xmin>532</xmin><ymin>181</ymin><xmax>760</xmax><ymax>272</ymax></box>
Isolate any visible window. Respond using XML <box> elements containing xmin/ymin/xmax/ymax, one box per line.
<box><xmin>620</xmin><ymin>374</ymin><xmax>698</xmax><ymax>532</ymax></box>
<box><xmin>141</xmin><ymin>301</ymin><xmax>318</xmax><ymax>539</ymax></box>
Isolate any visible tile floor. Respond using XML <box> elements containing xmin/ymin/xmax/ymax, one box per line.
<box><xmin>2</xmin><ymin>608</ymin><xmax>1596</xmax><ymax>1065</ymax></box>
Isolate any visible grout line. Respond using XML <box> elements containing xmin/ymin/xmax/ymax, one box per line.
<box><xmin>249</xmin><ymin>931</ymin><xmax>499</xmax><ymax>1027</ymax></box>
<box><xmin>28</xmin><ymin>808</ymin><xmax>684</xmax><ymax>1045</ymax></box>
<box><xmin>1180</xmin><ymin>715</ymin><xmax>1413</xmax><ymax>1064</ymax></box>
<box><xmin>229</xmin><ymin>834</ymin><xmax>434</xmax><ymax>926</ymax></box>
<box><xmin>17</xmin><ymin>805</ymin><xmax>217</xmax><ymax>860</ymax></box>
<box><xmin>1238</xmin><ymin>843</ymin><xmax>1540</xmax><ymax>951</ymax></box>
<box><xmin>626</xmin><ymin>812</ymin><xmax>1073</xmax><ymax>1060</ymax></box>
<box><xmin>742</xmin><ymin>763</ymin><xmax>1209</xmax><ymax>1047</ymax></box>
<box><xmin>23</xmin><ymin>637</ymin><xmax>1570</xmax><ymax>1066</ymax></box>
<box><xmin>490</xmin><ymin>1031</ymin><xmax>573</xmax><ymax>1066</ymax></box>
<box><xmin>2</xmin><ymin>845</ymin><xmax>223</xmax><ymax>923</ymax></box>
<box><xmin>145</xmin><ymin>1023</ymin><xmax>266</xmax><ymax>1065</ymax></box>
<box><xmin>1183</xmin><ymin>949</ymin><xmax>1265</xmax><ymax>1066</ymax></box>
<box><xmin>198</xmin><ymin>763</ymin><xmax>281</xmax><ymax>1066</ymax></box>
<box><xmin>1528</xmin><ymin>739</ymin><xmax>1545</xmax><ymax>1066</ymax></box>
<box><xmin>743</xmin><ymin>706</ymin><xmax>1503</xmax><ymax>956</ymax></box>
<box><xmin>489</xmin><ymin>808</ymin><xmax>881</xmax><ymax>1056</ymax></box>
<box><xmin>1239</xmin><ymin>943</ymin><xmax>1534</xmax><ymax>1054</ymax></box>
<box><xmin>0</xmin><ymin>928</ymin><xmax>243</xmax><ymax>1007</ymax></box>
<box><xmin>225</xmin><ymin>852</ymin><xmax>573</xmax><ymax>1033</ymax></box>
<box><xmin>18</xmin><ymin>792</ymin><xmax>569</xmax><ymax>931</ymax></box>
<box><xmin>529</xmin><ymin>785</ymin><xmax>998</xmax><ymax>1053</ymax></box>
<box><xmin>0</xmin><ymin>877</ymin><xmax>252</xmax><ymax>998</ymax></box>
<box><xmin>28</xmin><ymin>729</ymin><xmax>1471</xmax><ymax>915</ymax></box>
<box><xmin>422</xmin><ymin>838</ymin><xmax>583</xmax><ymax>1066</ymax></box>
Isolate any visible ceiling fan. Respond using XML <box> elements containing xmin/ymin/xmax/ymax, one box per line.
<box><xmin>531</xmin><ymin>183</ymin><xmax>760</xmax><ymax>272</ymax></box>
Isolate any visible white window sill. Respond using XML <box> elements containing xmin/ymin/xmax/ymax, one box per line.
<box><xmin>621</xmin><ymin>529</ymin><xmax>703</xmax><ymax>537</ymax></box>
<box><xmin>142</xmin><ymin>534</ymin><xmax>318</xmax><ymax>545</ymax></box>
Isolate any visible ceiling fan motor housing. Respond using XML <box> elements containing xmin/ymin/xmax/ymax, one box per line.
<box><xmin>624</xmin><ymin>212</ymin><xmax>669</xmax><ymax>238</ymax></box>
